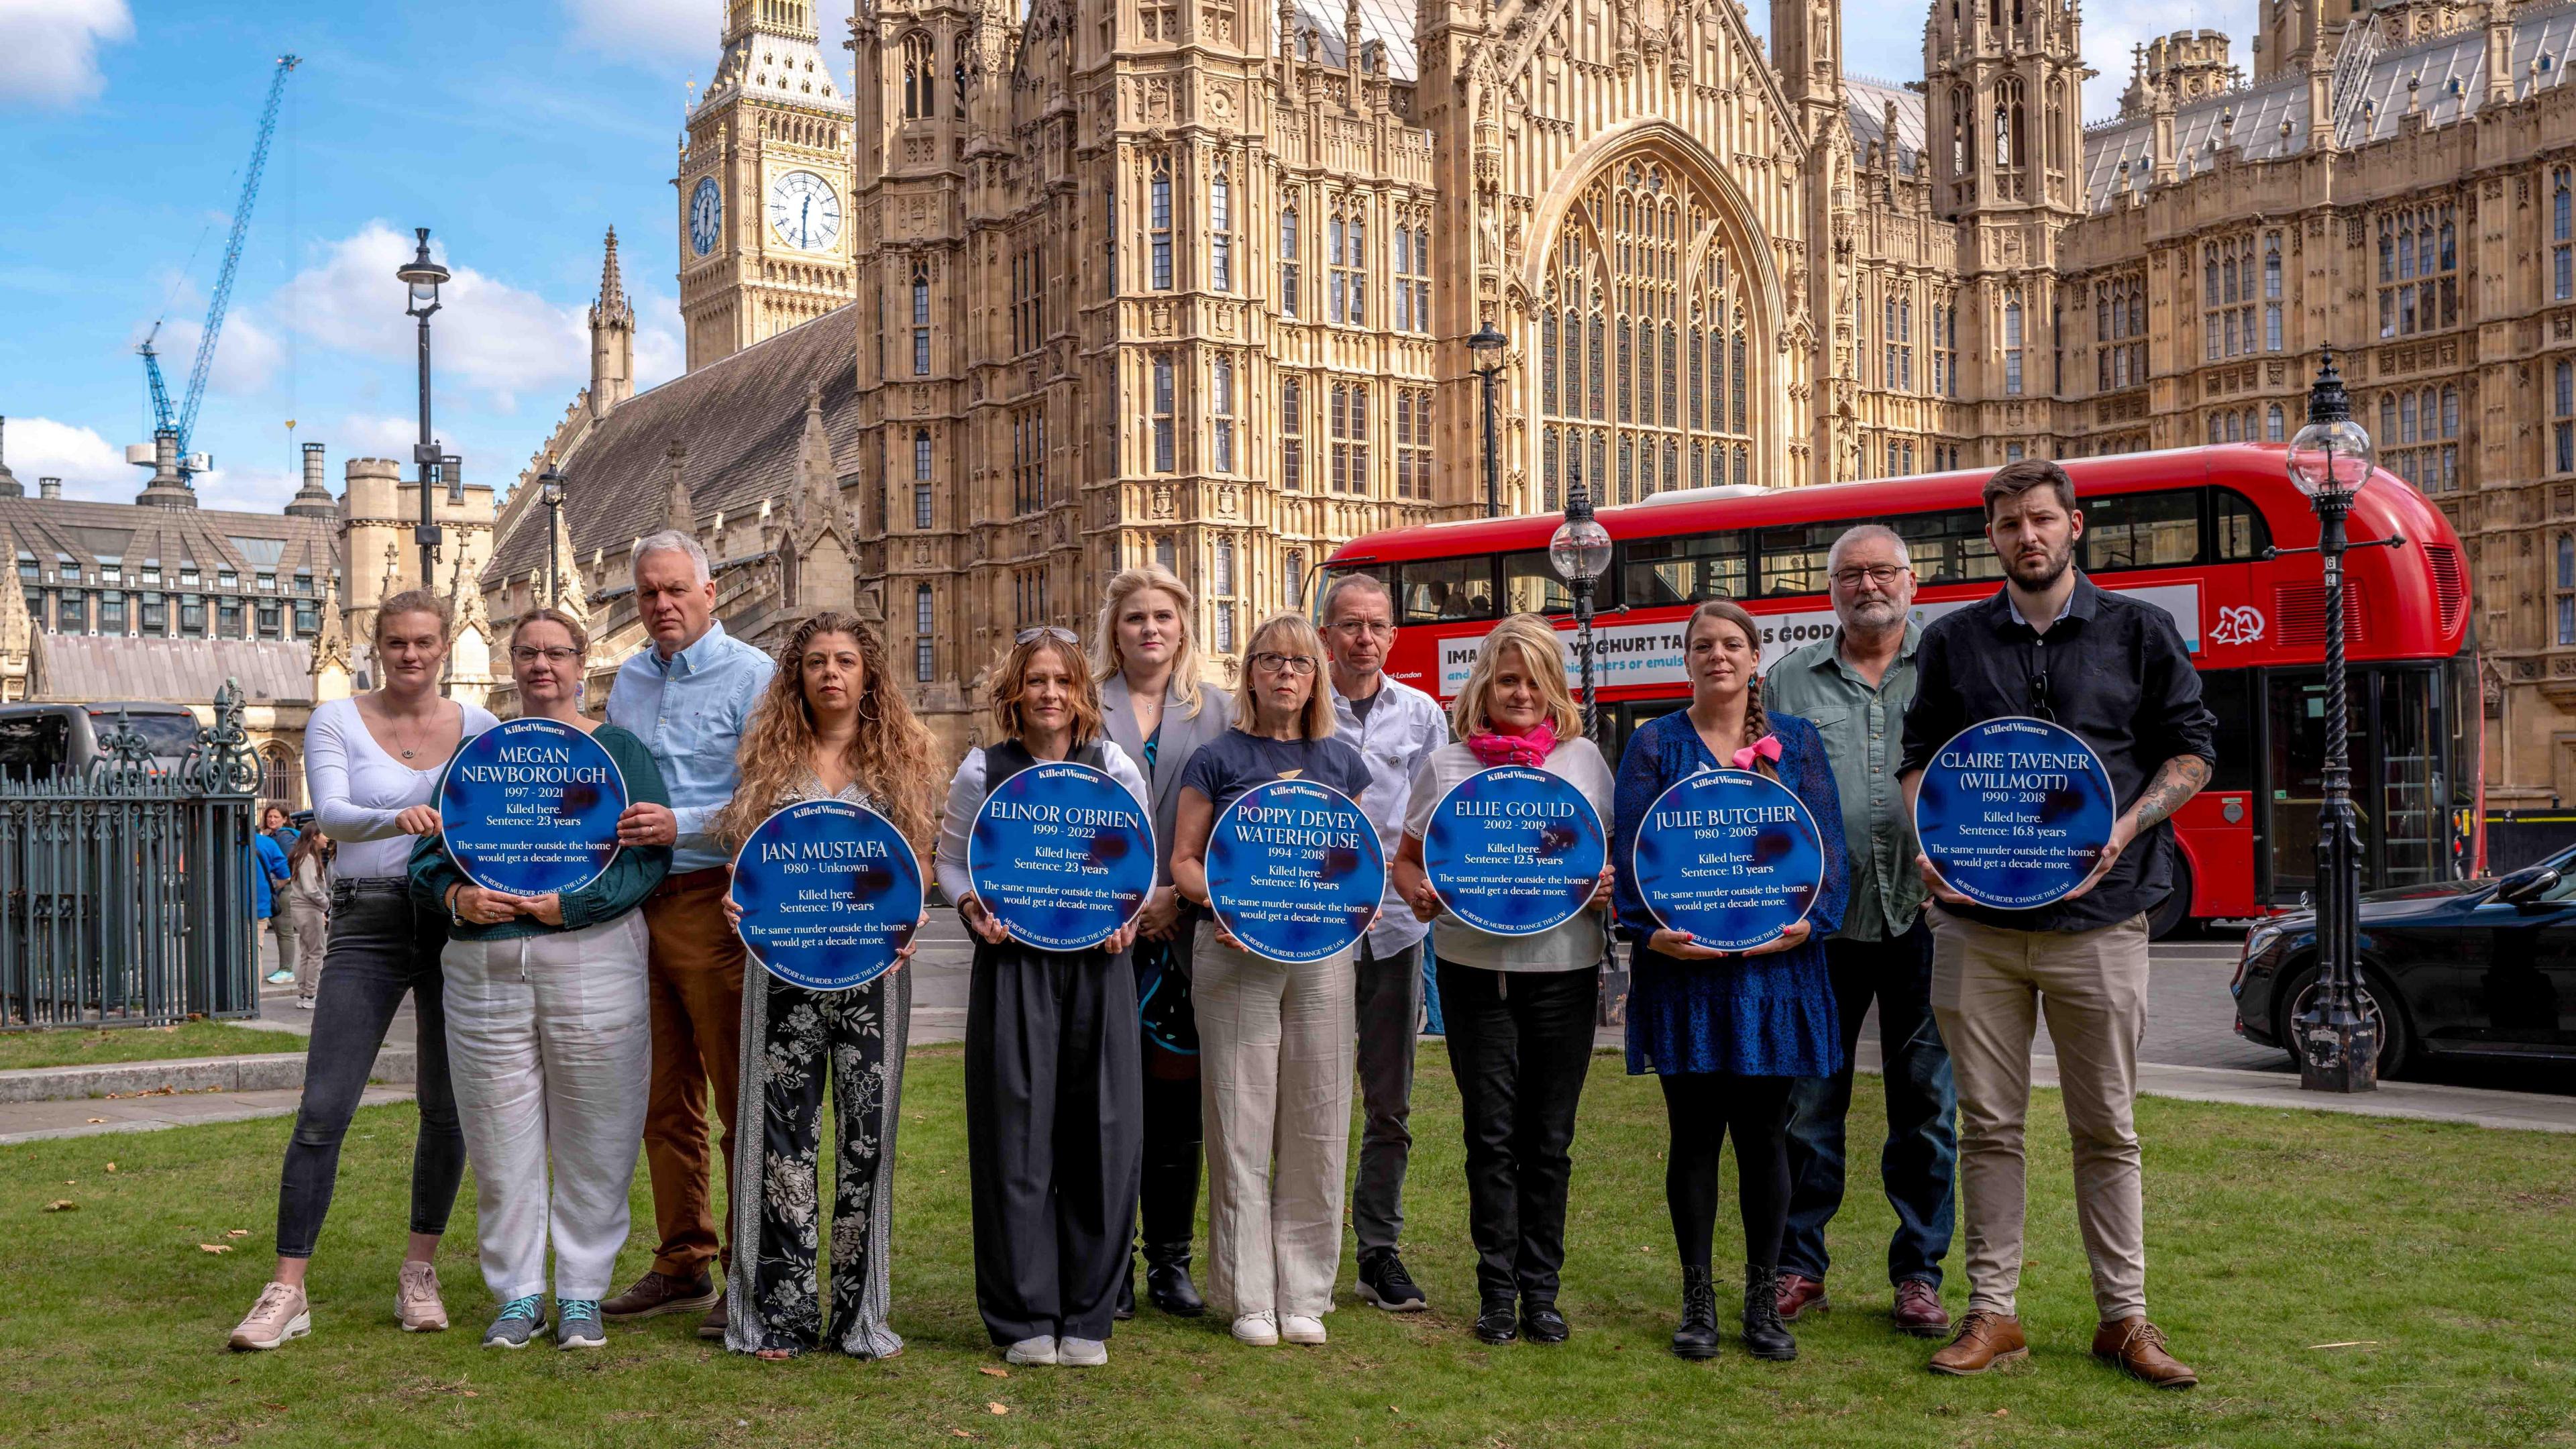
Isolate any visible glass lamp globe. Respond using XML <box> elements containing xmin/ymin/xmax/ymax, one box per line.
<box><xmin>1548</xmin><ymin>516</ymin><xmax>1612</xmax><ymax>582</ymax></box>
<box><xmin>2286</xmin><ymin>417</ymin><xmax>2373</xmax><ymax>498</ymax></box>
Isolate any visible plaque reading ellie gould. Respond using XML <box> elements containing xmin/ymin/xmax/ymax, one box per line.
<box><xmin>1631</xmin><ymin>768</ymin><xmax>1825</xmax><ymax>952</ymax></box>
<box><xmin>1913</xmin><ymin>716</ymin><xmax>2117</xmax><ymax>911</ymax></box>
<box><xmin>1421</xmin><ymin>766</ymin><xmax>1607</xmax><ymax>937</ymax></box>
<box><xmin>437</xmin><ymin>717</ymin><xmax>629</xmax><ymax>898</ymax></box>
<box><xmin>1205</xmin><ymin>779</ymin><xmax>1385</xmax><ymax>965</ymax></box>
<box><xmin>731</xmin><ymin>800</ymin><xmax>924</xmax><ymax>991</ymax></box>
<box><xmin>967</xmin><ymin>760</ymin><xmax>1155</xmax><ymax>951</ymax></box>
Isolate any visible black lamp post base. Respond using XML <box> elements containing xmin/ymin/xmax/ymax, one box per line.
<box><xmin>2294</xmin><ymin>1008</ymin><xmax>2380</xmax><ymax>1093</ymax></box>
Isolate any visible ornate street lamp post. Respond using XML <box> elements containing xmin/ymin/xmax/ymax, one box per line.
<box><xmin>396</xmin><ymin>227</ymin><xmax>451</xmax><ymax>635</ymax></box>
<box><xmin>1468</xmin><ymin>325</ymin><xmax>1508</xmax><ymax>519</ymax></box>
<box><xmin>539</xmin><ymin>466</ymin><xmax>566</xmax><ymax>608</ymax></box>
<box><xmin>1548</xmin><ymin>478</ymin><xmax>1613</xmax><ymax>741</ymax></box>
<box><xmin>2286</xmin><ymin>348</ymin><xmax>2379</xmax><ymax>1093</ymax></box>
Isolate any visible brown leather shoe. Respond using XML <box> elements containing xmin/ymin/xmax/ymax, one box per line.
<box><xmin>1774</xmin><ymin>1273</ymin><xmax>1828</xmax><ymax>1323</ymax></box>
<box><xmin>1892</xmin><ymin>1279</ymin><xmax>1951</xmax><ymax>1338</ymax></box>
<box><xmin>696</xmin><ymin>1291</ymin><xmax>729</xmax><ymax>1340</ymax></box>
<box><xmin>600</xmin><ymin>1269</ymin><xmax>718</xmax><ymax>1322</ymax></box>
<box><xmin>1927</xmin><ymin>1310</ymin><xmax>2027</xmax><ymax>1375</ymax></box>
<box><xmin>2092</xmin><ymin>1316</ymin><xmax>2198</xmax><ymax>1389</ymax></box>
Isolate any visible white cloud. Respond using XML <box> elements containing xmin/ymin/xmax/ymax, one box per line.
<box><xmin>0</xmin><ymin>416</ymin><xmax>129</xmax><ymax>501</ymax></box>
<box><xmin>278</xmin><ymin>223</ymin><xmax>588</xmax><ymax>411</ymax></box>
<box><xmin>0</xmin><ymin>0</ymin><xmax>132</xmax><ymax>109</ymax></box>
<box><xmin>192</xmin><ymin>463</ymin><xmax>296</xmax><ymax>516</ymax></box>
<box><xmin>564</xmin><ymin>0</ymin><xmax>712</xmax><ymax>62</ymax></box>
<box><xmin>156</xmin><ymin>310</ymin><xmax>287</xmax><ymax>400</ymax></box>
<box><xmin>333</xmin><ymin>413</ymin><xmax>428</xmax><ymax>460</ymax></box>
<box><xmin>631</xmin><ymin>288</ymin><xmax>686</xmax><ymax>392</ymax></box>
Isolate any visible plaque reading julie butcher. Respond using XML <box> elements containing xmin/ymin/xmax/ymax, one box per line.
<box><xmin>1913</xmin><ymin>716</ymin><xmax>2118</xmax><ymax>911</ymax></box>
<box><xmin>1630</xmin><ymin>768</ymin><xmax>1825</xmax><ymax>952</ymax></box>
<box><xmin>1204</xmin><ymin>778</ymin><xmax>1385</xmax><ymax>965</ymax></box>
<box><xmin>437</xmin><ymin>717</ymin><xmax>628</xmax><ymax>898</ymax></box>
<box><xmin>731</xmin><ymin>799</ymin><xmax>924</xmax><ymax>991</ymax></box>
<box><xmin>1421</xmin><ymin>765</ymin><xmax>1607</xmax><ymax>937</ymax></box>
<box><xmin>967</xmin><ymin>760</ymin><xmax>1156</xmax><ymax>952</ymax></box>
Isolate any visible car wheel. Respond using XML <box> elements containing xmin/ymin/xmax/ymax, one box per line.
<box><xmin>2275</xmin><ymin>960</ymin><xmax>2414</xmax><ymax>1079</ymax></box>
<box><xmin>2147</xmin><ymin>855</ymin><xmax>2195</xmax><ymax>941</ymax></box>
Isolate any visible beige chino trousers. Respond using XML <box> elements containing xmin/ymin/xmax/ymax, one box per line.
<box><xmin>1192</xmin><ymin>934</ymin><xmax>1357</xmax><ymax>1322</ymax></box>
<box><xmin>1929</xmin><ymin>908</ymin><xmax>2152</xmax><ymax>1324</ymax></box>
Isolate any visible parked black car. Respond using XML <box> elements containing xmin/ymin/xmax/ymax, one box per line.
<box><xmin>2234</xmin><ymin>846</ymin><xmax>2576</xmax><ymax>1077</ymax></box>
<box><xmin>0</xmin><ymin>702</ymin><xmax>200</xmax><ymax>783</ymax></box>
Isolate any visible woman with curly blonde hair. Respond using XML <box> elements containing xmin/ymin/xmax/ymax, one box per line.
<box><xmin>714</xmin><ymin>610</ymin><xmax>939</xmax><ymax>1360</ymax></box>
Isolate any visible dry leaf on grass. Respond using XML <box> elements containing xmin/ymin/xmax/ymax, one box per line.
<box><xmin>199</xmin><ymin>1244</ymin><xmax>233</xmax><ymax>1254</ymax></box>
<box><xmin>44</xmin><ymin>1200</ymin><xmax>74</xmax><ymax>1212</ymax></box>
<box><xmin>85</xmin><ymin>1118</ymin><xmax>104</xmax><ymax>1125</ymax></box>
<box><xmin>951</xmin><ymin>1432</ymin><xmax>977</xmax><ymax>1440</ymax></box>
<box><xmin>105</xmin><ymin>1163</ymin><xmax>116</xmax><ymax>1173</ymax></box>
<box><xmin>977</xmin><ymin>1366</ymin><xmax>1008</xmax><ymax>1378</ymax></box>
<box><xmin>225</xmin><ymin>1229</ymin><xmax>250</xmax><ymax>1238</ymax></box>
<box><xmin>987</xmin><ymin>1402</ymin><xmax>1010</xmax><ymax>1415</ymax></box>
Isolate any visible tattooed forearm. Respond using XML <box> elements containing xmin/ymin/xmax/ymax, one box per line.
<box><xmin>2129</xmin><ymin>754</ymin><xmax>2213</xmax><ymax>832</ymax></box>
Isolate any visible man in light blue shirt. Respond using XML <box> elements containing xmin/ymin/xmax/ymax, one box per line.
<box><xmin>598</xmin><ymin>530</ymin><xmax>775</xmax><ymax>1340</ymax></box>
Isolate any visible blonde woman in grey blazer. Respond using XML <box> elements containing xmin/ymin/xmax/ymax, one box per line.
<box><xmin>1093</xmin><ymin>566</ymin><xmax>1236</xmax><ymax>1320</ymax></box>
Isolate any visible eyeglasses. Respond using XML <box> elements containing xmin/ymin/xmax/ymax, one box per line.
<box><xmin>1248</xmin><ymin>651</ymin><xmax>1318</xmax><ymax>676</ymax></box>
<box><xmin>1016</xmin><ymin>626</ymin><xmax>1079</xmax><ymax>646</ymax></box>
<box><xmin>509</xmin><ymin>645</ymin><xmax>582</xmax><ymax>665</ymax></box>
<box><xmin>1830</xmin><ymin>564</ymin><xmax>1911</xmax><ymax>588</ymax></box>
<box><xmin>1328</xmin><ymin>619</ymin><xmax>1395</xmax><ymax>638</ymax></box>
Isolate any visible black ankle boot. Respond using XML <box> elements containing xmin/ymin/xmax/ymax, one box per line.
<box><xmin>1144</xmin><ymin>1240</ymin><xmax>1205</xmax><ymax>1317</ymax></box>
<box><xmin>1670</xmin><ymin>1267</ymin><xmax>1721</xmax><ymax>1360</ymax></box>
<box><xmin>1740</xmin><ymin>1264</ymin><xmax>1796</xmax><ymax>1361</ymax></box>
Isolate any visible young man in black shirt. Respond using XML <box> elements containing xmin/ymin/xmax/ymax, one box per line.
<box><xmin>1897</xmin><ymin>459</ymin><xmax>2216</xmax><ymax>1389</ymax></box>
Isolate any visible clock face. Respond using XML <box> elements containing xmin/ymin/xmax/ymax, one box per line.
<box><xmin>768</xmin><ymin>170</ymin><xmax>842</xmax><ymax>252</ymax></box>
<box><xmin>689</xmin><ymin>176</ymin><xmax>721</xmax><ymax>257</ymax></box>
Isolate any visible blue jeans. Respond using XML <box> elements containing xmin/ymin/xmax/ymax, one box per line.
<box><xmin>1780</xmin><ymin>916</ymin><xmax>1957</xmax><ymax>1288</ymax></box>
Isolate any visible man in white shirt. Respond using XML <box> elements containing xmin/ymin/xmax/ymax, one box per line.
<box><xmin>1322</xmin><ymin>573</ymin><xmax>1449</xmax><ymax>1313</ymax></box>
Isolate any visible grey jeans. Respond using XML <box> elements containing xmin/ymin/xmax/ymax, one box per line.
<box><xmin>1352</xmin><ymin>940</ymin><xmax>1423</xmax><ymax>1257</ymax></box>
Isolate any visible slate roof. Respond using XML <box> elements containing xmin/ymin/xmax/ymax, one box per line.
<box><xmin>1287</xmin><ymin>0</ymin><xmax>1419</xmax><ymax>83</ymax></box>
<box><xmin>1845</xmin><ymin>74</ymin><xmax>1927</xmax><ymax>177</ymax></box>
<box><xmin>0</xmin><ymin>496</ymin><xmax>338</xmax><ymax>583</ymax></box>
<box><xmin>32</xmin><ymin>635</ymin><xmax>314</xmax><ymax>707</ymax></box>
<box><xmin>484</xmin><ymin>305</ymin><xmax>863</xmax><ymax>584</ymax></box>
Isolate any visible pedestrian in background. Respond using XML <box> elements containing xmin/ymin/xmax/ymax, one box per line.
<box><xmin>284</xmin><ymin>828</ymin><xmax>333</xmax><ymax>1010</ymax></box>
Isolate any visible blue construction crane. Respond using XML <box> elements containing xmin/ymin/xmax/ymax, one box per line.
<box><xmin>135</xmin><ymin>54</ymin><xmax>300</xmax><ymax>480</ymax></box>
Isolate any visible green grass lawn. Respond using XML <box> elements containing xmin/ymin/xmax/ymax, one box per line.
<box><xmin>0</xmin><ymin>1020</ymin><xmax>296</xmax><ymax>1073</ymax></box>
<box><xmin>3</xmin><ymin>1045</ymin><xmax>2569</xmax><ymax>1448</ymax></box>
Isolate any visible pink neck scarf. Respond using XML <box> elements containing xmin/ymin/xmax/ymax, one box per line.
<box><xmin>1466</xmin><ymin>718</ymin><xmax>1558</xmax><ymax>768</ymax></box>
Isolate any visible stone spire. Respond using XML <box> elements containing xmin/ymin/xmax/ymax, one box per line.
<box><xmin>0</xmin><ymin>417</ymin><xmax>21</xmax><ymax>500</ymax></box>
<box><xmin>550</xmin><ymin>507</ymin><xmax>589</xmax><ymax>623</ymax></box>
<box><xmin>790</xmin><ymin>384</ymin><xmax>839</xmax><ymax>535</ymax></box>
<box><xmin>662</xmin><ymin>440</ymin><xmax>696</xmax><ymax>537</ymax></box>
<box><xmin>589</xmin><ymin>228</ymin><xmax>637</xmax><ymax>419</ymax></box>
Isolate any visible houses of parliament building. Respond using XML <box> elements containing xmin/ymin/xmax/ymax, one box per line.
<box><xmin>480</xmin><ymin>0</ymin><xmax>2576</xmax><ymax>806</ymax></box>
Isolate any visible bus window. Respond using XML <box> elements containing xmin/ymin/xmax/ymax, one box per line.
<box><xmin>2197</xmin><ymin>668</ymin><xmax>2257</xmax><ymax>793</ymax></box>
<box><xmin>2212</xmin><ymin>487</ymin><xmax>2271</xmax><ymax>562</ymax></box>
<box><xmin>1501</xmin><ymin>551</ymin><xmax>1574</xmax><ymax>614</ymax></box>
<box><xmin>1891</xmin><ymin>508</ymin><xmax>2004</xmax><ymax>586</ymax></box>
<box><xmin>1619</xmin><ymin>532</ymin><xmax>1747</xmax><ymax>607</ymax></box>
<box><xmin>2083</xmin><ymin>490</ymin><xmax>2201</xmax><ymax>572</ymax></box>
<box><xmin>1314</xmin><ymin>563</ymin><xmax>1391</xmax><ymax>623</ymax></box>
<box><xmin>1756</xmin><ymin>523</ymin><xmax>1843</xmax><ymax>596</ymax></box>
<box><xmin>1398</xmin><ymin>557</ymin><xmax>1497</xmax><ymax>624</ymax></box>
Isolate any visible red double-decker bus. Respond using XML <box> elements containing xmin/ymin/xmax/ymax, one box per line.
<box><xmin>1316</xmin><ymin>444</ymin><xmax>2481</xmax><ymax>936</ymax></box>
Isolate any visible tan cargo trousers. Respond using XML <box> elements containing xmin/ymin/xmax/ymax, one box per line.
<box><xmin>1930</xmin><ymin>908</ymin><xmax>2152</xmax><ymax>1324</ymax></box>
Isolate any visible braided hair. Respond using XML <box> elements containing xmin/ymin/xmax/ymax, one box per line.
<box><xmin>1684</xmin><ymin>598</ymin><xmax>1777</xmax><ymax>782</ymax></box>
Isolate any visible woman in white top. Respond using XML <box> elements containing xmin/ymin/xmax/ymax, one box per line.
<box><xmin>1391</xmin><ymin>614</ymin><xmax>1615</xmax><ymax>1349</ymax></box>
<box><xmin>229</xmin><ymin>590</ymin><xmax>501</xmax><ymax>1351</ymax></box>
<box><xmin>937</xmin><ymin>627</ymin><xmax>1150</xmax><ymax>1368</ymax></box>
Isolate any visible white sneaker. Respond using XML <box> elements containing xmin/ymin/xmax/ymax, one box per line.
<box><xmin>295</xmin><ymin>996</ymin><xmax>316</xmax><ymax>1010</ymax></box>
<box><xmin>227</xmin><ymin>1281</ymin><xmax>310</xmax><ymax>1351</ymax></box>
<box><xmin>395</xmin><ymin>1260</ymin><xmax>448</xmax><ymax>1332</ymax></box>
<box><xmin>1006</xmin><ymin>1334</ymin><xmax>1058</xmax><ymax>1365</ymax></box>
<box><xmin>1231</xmin><ymin>1313</ymin><xmax>1279</xmax><ymax>1346</ymax></box>
<box><xmin>1281</xmin><ymin>1314</ymin><xmax>1328</xmax><ymax>1345</ymax></box>
<box><xmin>1057</xmin><ymin>1336</ymin><xmax>1108</xmax><ymax>1366</ymax></box>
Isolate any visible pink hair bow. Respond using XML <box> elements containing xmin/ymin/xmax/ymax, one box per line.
<box><xmin>1731</xmin><ymin>734</ymin><xmax>1782</xmax><ymax>770</ymax></box>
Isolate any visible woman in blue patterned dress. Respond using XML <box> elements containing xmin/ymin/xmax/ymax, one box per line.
<box><xmin>1610</xmin><ymin>598</ymin><xmax>1848</xmax><ymax>1364</ymax></box>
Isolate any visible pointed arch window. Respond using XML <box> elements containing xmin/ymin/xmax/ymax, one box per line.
<box><xmin>911</xmin><ymin>265</ymin><xmax>931</xmax><ymax>376</ymax></box>
<box><xmin>912</xmin><ymin>429</ymin><xmax>934</xmax><ymax>529</ymax></box>
<box><xmin>1212</xmin><ymin>354</ymin><xmax>1236</xmax><ymax>473</ymax></box>
<box><xmin>2002</xmin><ymin>286</ymin><xmax>2025</xmax><ymax>396</ymax></box>
<box><xmin>903</xmin><ymin>33</ymin><xmax>936</xmax><ymax>119</ymax></box>
<box><xmin>1281</xmin><ymin>376</ymin><xmax>1304</xmax><ymax>490</ymax></box>
<box><xmin>1151</xmin><ymin>354</ymin><xmax>1177</xmax><ymax>472</ymax></box>
<box><xmin>1149</xmin><ymin>161</ymin><xmax>1174</xmax><ymax>290</ymax></box>
<box><xmin>916</xmin><ymin>584</ymin><xmax>935</xmax><ymax>681</ymax></box>
<box><xmin>1210</xmin><ymin>166</ymin><xmax>1232</xmax><ymax>292</ymax></box>
<box><xmin>1279</xmin><ymin>207</ymin><xmax>1300</xmax><ymax>315</ymax></box>
<box><xmin>2557</xmin><ymin>166</ymin><xmax>2573</xmax><ymax>301</ymax></box>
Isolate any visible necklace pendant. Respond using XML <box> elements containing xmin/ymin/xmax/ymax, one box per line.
<box><xmin>401</xmin><ymin>749</ymin><xmax>416</xmax><ymax>759</ymax></box>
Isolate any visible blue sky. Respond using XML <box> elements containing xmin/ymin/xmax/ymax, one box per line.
<box><xmin>0</xmin><ymin>0</ymin><xmax>2215</xmax><ymax>517</ymax></box>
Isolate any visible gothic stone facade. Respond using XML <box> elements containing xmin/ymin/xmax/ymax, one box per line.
<box><xmin>486</xmin><ymin>0</ymin><xmax>2576</xmax><ymax>803</ymax></box>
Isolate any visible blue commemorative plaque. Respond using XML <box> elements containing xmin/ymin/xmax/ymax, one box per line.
<box><xmin>731</xmin><ymin>799</ymin><xmax>924</xmax><ymax>991</ymax></box>
<box><xmin>1913</xmin><ymin>716</ymin><xmax>2118</xmax><ymax>911</ymax></box>
<box><xmin>1631</xmin><ymin>768</ymin><xmax>1826</xmax><ymax>952</ymax></box>
<box><xmin>1421</xmin><ymin>766</ymin><xmax>1607</xmax><ymax>937</ymax></box>
<box><xmin>1205</xmin><ymin>778</ymin><xmax>1385</xmax><ymax>965</ymax></box>
<box><xmin>967</xmin><ymin>760</ymin><xmax>1156</xmax><ymax>951</ymax></box>
<box><xmin>437</xmin><ymin>717</ymin><xmax>628</xmax><ymax>897</ymax></box>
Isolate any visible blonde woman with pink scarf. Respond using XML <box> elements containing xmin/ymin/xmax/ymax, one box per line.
<box><xmin>1390</xmin><ymin>614</ymin><xmax>1614</xmax><ymax>1350</ymax></box>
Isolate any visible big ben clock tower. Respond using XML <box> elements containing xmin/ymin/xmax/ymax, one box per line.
<box><xmin>676</xmin><ymin>0</ymin><xmax>858</xmax><ymax>372</ymax></box>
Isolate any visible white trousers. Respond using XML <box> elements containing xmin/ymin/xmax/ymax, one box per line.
<box><xmin>1193</xmin><ymin>935</ymin><xmax>1356</xmax><ymax>1320</ymax></box>
<box><xmin>442</xmin><ymin>912</ymin><xmax>651</xmax><ymax>1301</ymax></box>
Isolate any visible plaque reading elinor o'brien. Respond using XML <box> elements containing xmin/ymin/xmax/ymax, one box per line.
<box><xmin>1631</xmin><ymin>768</ymin><xmax>1826</xmax><ymax>952</ymax></box>
<box><xmin>730</xmin><ymin>799</ymin><xmax>924</xmax><ymax>991</ymax></box>
<box><xmin>1421</xmin><ymin>765</ymin><xmax>1607</xmax><ymax>937</ymax></box>
<box><xmin>1204</xmin><ymin>778</ymin><xmax>1386</xmax><ymax>965</ymax></box>
<box><xmin>437</xmin><ymin>716</ymin><xmax>629</xmax><ymax>898</ymax></box>
<box><xmin>967</xmin><ymin>760</ymin><xmax>1157</xmax><ymax>952</ymax></box>
<box><xmin>1913</xmin><ymin>716</ymin><xmax>2118</xmax><ymax>911</ymax></box>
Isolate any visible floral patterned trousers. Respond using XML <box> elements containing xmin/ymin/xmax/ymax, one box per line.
<box><xmin>724</xmin><ymin>966</ymin><xmax>911</xmax><ymax>1358</ymax></box>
